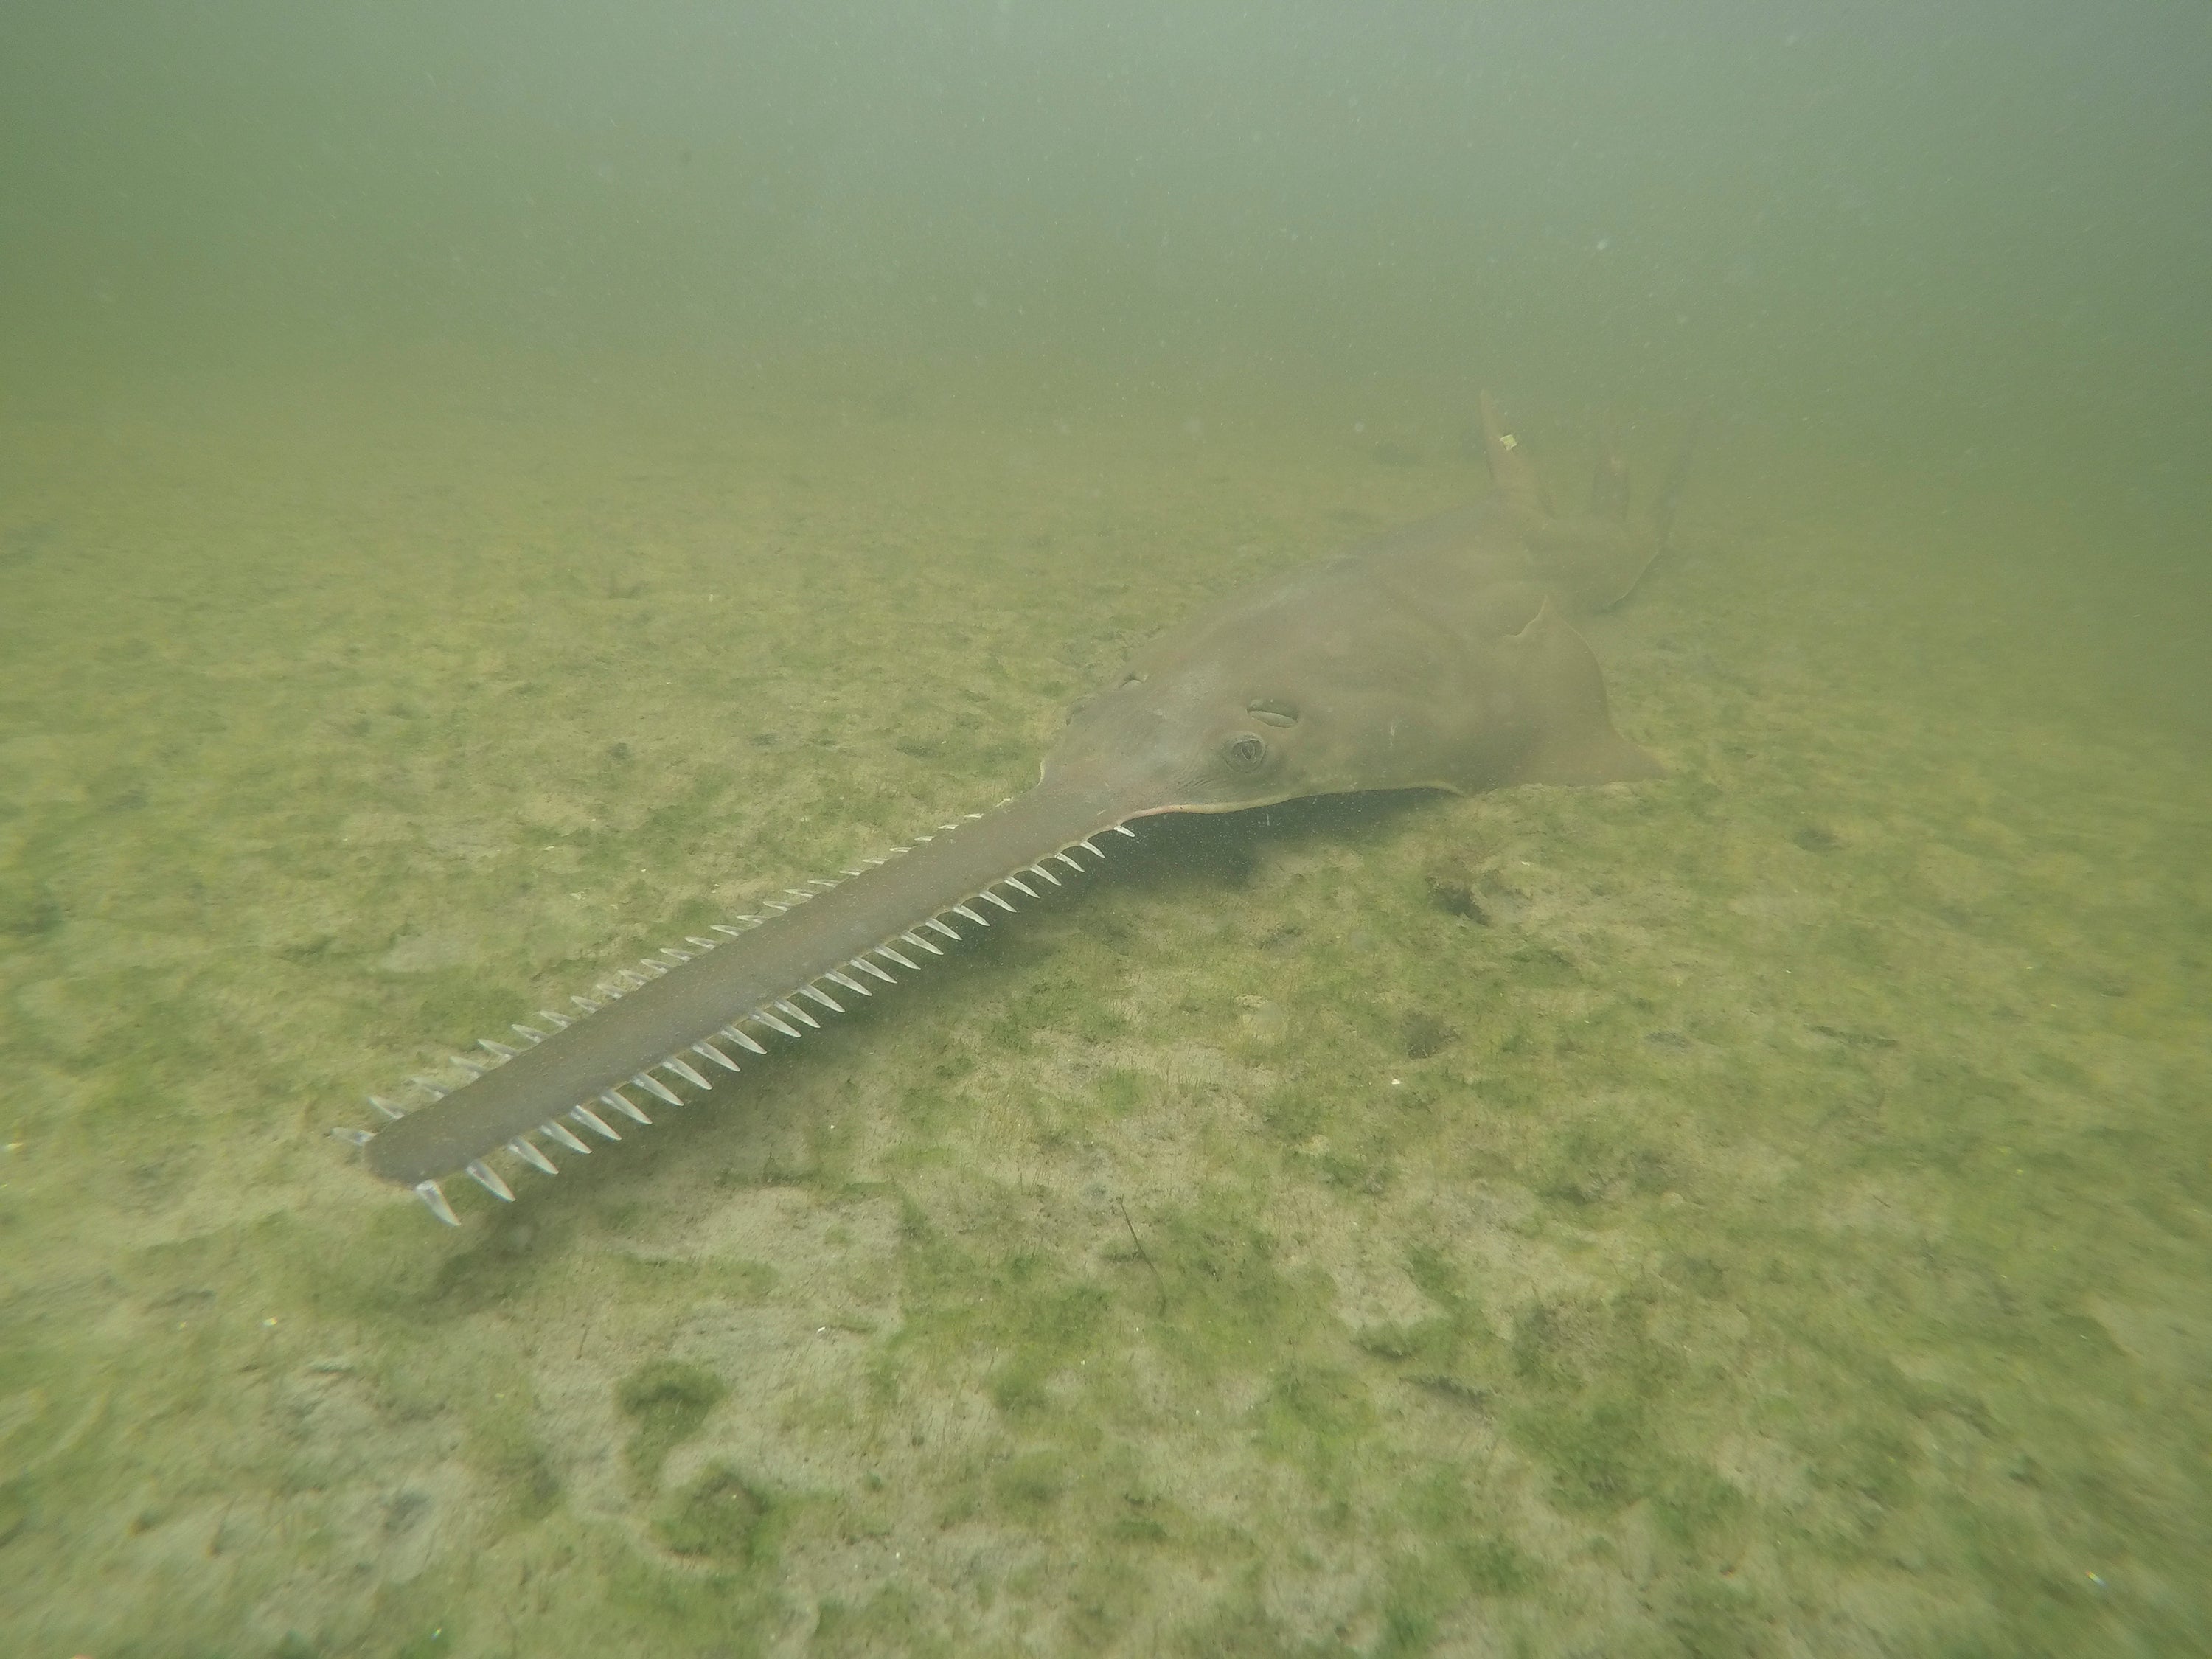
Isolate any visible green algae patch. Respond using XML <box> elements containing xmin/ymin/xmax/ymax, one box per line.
<box><xmin>813</xmin><ymin>1585</ymin><xmax>952</xmax><ymax>1659</ymax></box>
<box><xmin>469</xmin><ymin>1413</ymin><xmax>564</xmax><ymax>1528</ymax></box>
<box><xmin>1354</xmin><ymin>1239</ymin><xmax>1505</xmax><ymax>1405</ymax></box>
<box><xmin>1251</xmin><ymin>1363</ymin><xmax>1376</xmax><ymax>1490</ymax></box>
<box><xmin>1512</xmin><ymin>1392</ymin><xmax>1652</xmax><ymax>1515</ymax></box>
<box><xmin>654</xmin><ymin>1462</ymin><xmax>782</xmax><ymax>1565</ymax></box>
<box><xmin>617</xmin><ymin>1360</ymin><xmax>728</xmax><ymax>1486</ymax></box>
<box><xmin>597</xmin><ymin>1543</ymin><xmax>787</xmax><ymax>1656</ymax></box>
<box><xmin>1397</xmin><ymin>1464</ymin><xmax>1534</xmax><ymax>1596</ymax></box>
<box><xmin>1147</xmin><ymin>1191</ymin><xmax>1341</xmax><ymax>1384</ymax></box>
<box><xmin>993</xmin><ymin>1447</ymin><xmax>1075</xmax><ymax>1514</ymax></box>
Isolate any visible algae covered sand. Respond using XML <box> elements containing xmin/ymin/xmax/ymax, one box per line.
<box><xmin>1</xmin><ymin>357</ymin><xmax>2207</xmax><ymax>1655</ymax></box>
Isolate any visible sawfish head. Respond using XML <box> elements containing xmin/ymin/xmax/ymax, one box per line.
<box><xmin>1040</xmin><ymin>391</ymin><xmax>1688</xmax><ymax>822</ymax></box>
<box><xmin>1041</xmin><ymin>558</ymin><xmax>1661</xmax><ymax>821</ymax></box>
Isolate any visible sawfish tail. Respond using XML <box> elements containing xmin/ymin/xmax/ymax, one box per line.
<box><xmin>1591</xmin><ymin>408</ymin><xmax>1631</xmax><ymax>521</ymax></box>
<box><xmin>1649</xmin><ymin>403</ymin><xmax>1703</xmax><ymax>552</ymax></box>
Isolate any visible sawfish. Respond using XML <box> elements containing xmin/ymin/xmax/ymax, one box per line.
<box><xmin>344</xmin><ymin>395</ymin><xmax>1692</xmax><ymax>1223</ymax></box>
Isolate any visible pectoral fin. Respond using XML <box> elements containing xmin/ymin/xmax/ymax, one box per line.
<box><xmin>1498</xmin><ymin>599</ymin><xmax>1663</xmax><ymax>787</ymax></box>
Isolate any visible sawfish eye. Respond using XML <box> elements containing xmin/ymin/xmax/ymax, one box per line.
<box><xmin>1246</xmin><ymin>698</ymin><xmax>1298</xmax><ymax>728</ymax></box>
<box><xmin>1223</xmin><ymin>732</ymin><xmax>1268</xmax><ymax>771</ymax></box>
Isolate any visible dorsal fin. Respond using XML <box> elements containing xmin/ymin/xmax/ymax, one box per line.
<box><xmin>1479</xmin><ymin>391</ymin><xmax>1547</xmax><ymax>521</ymax></box>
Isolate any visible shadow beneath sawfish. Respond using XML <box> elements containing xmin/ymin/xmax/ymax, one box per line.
<box><xmin>1093</xmin><ymin>788</ymin><xmax>1444</xmax><ymax>894</ymax></box>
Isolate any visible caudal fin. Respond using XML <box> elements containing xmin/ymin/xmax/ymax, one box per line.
<box><xmin>1649</xmin><ymin>404</ymin><xmax>1704</xmax><ymax>551</ymax></box>
<box><xmin>1591</xmin><ymin>408</ymin><xmax>1631</xmax><ymax>521</ymax></box>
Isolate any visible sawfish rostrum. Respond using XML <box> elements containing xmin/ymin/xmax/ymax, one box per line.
<box><xmin>347</xmin><ymin>396</ymin><xmax>1691</xmax><ymax>1223</ymax></box>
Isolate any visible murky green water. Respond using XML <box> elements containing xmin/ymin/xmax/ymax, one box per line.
<box><xmin>4</xmin><ymin>5</ymin><xmax>2208</xmax><ymax>1655</ymax></box>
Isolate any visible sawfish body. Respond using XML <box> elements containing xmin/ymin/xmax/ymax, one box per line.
<box><xmin>349</xmin><ymin>397</ymin><xmax>1689</xmax><ymax>1222</ymax></box>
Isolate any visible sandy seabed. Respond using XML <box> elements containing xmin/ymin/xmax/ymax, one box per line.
<box><xmin>1</xmin><ymin>350</ymin><xmax>2205</xmax><ymax>1657</ymax></box>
